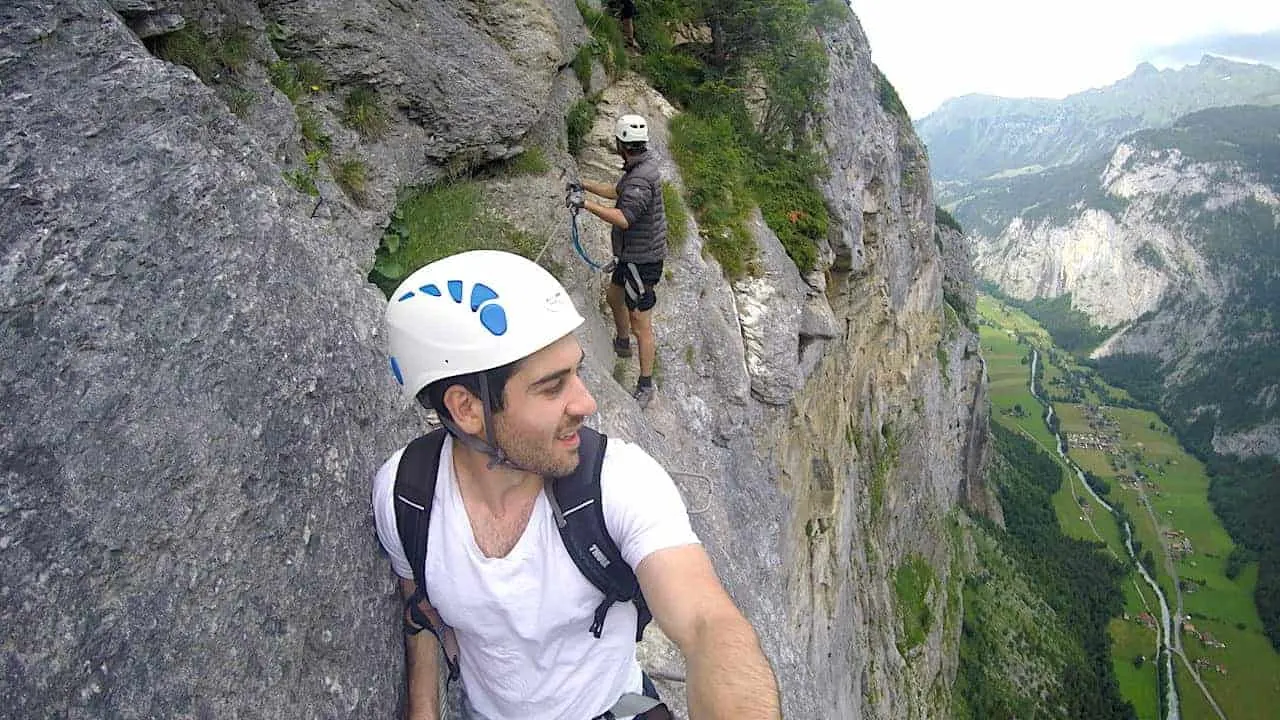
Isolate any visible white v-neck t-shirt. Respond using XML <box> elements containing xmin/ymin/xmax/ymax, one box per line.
<box><xmin>372</xmin><ymin>434</ymin><xmax>700</xmax><ymax>720</ymax></box>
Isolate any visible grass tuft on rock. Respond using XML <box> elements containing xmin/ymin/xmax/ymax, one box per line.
<box><xmin>369</xmin><ymin>181</ymin><xmax>544</xmax><ymax>297</ymax></box>
<box><xmin>333</xmin><ymin>158</ymin><xmax>368</xmax><ymax>205</ymax></box>
<box><xmin>149</xmin><ymin>25</ymin><xmax>255</xmax><ymax>83</ymax></box>
<box><xmin>343</xmin><ymin>86</ymin><xmax>389</xmax><ymax>140</ymax></box>
<box><xmin>566</xmin><ymin>97</ymin><xmax>598</xmax><ymax>156</ymax></box>
<box><xmin>662</xmin><ymin>182</ymin><xmax>690</xmax><ymax>250</ymax></box>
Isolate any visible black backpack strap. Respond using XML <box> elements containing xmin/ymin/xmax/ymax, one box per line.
<box><xmin>546</xmin><ymin>427</ymin><xmax>652</xmax><ymax>641</ymax></box>
<box><xmin>393</xmin><ymin>428</ymin><xmax>460</xmax><ymax>682</ymax></box>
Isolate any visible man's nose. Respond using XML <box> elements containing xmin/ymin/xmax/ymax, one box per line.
<box><xmin>567</xmin><ymin>374</ymin><xmax>598</xmax><ymax>417</ymax></box>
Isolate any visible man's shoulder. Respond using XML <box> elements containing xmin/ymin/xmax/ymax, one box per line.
<box><xmin>600</xmin><ymin>436</ymin><xmax>661</xmax><ymax>477</ymax></box>
<box><xmin>598</xmin><ymin>437</ymin><xmax>676</xmax><ymax>506</ymax></box>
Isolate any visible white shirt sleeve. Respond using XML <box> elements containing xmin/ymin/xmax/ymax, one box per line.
<box><xmin>371</xmin><ymin>448</ymin><xmax>413</xmax><ymax>579</ymax></box>
<box><xmin>600</xmin><ymin>439</ymin><xmax>701</xmax><ymax>570</ymax></box>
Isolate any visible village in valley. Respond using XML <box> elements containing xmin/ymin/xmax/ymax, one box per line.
<box><xmin>979</xmin><ymin>297</ymin><xmax>1280</xmax><ymax>719</ymax></box>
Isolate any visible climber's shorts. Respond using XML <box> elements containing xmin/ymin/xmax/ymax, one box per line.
<box><xmin>611</xmin><ymin>260</ymin><xmax>663</xmax><ymax>312</ymax></box>
<box><xmin>607</xmin><ymin>0</ymin><xmax>638</xmax><ymax>19</ymax></box>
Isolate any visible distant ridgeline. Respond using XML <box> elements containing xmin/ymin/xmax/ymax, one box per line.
<box><xmin>918</xmin><ymin>55</ymin><xmax>1280</xmax><ymax>190</ymax></box>
<box><xmin>951</xmin><ymin>98</ymin><xmax>1280</xmax><ymax>650</ymax></box>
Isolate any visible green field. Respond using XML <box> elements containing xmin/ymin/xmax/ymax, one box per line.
<box><xmin>979</xmin><ymin>294</ymin><xmax>1280</xmax><ymax>719</ymax></box>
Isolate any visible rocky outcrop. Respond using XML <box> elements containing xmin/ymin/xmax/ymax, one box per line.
<box><xmin>972</xmin><ymin>209</ymin><xmax>1179</xmax><ymax>327</ymax></box>
<box><xmin>1</xmin><ymin>1</ymin><xmax>992</xmax><ymax>717</ymax></box>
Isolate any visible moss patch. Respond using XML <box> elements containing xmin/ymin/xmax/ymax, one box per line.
<box><xmin>369</xmin><ymin>181</ymin><xmax>543</xmax><ymax>297</ymax></box>
<box><xmin>895</xmin><ymin>553</ymin><xmax>936</xmax><ymax>655</ymax></box>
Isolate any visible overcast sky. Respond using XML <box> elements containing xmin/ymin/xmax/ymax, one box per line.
<box><xmin>849</xmin><ymin>1</ymin><xmax>1280</xmax><ymax>118</ymax></box>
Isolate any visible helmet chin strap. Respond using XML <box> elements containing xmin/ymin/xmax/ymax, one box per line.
<box><xmin>439</xmin><ymin>372</ymin><xmax>539</xmax><ymax>476</ymax></box>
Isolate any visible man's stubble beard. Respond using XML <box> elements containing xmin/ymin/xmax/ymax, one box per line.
<box><xmin>492</xmin><ymin>415</ymin><xmax>582</xmax><ymax>478</ymax></box>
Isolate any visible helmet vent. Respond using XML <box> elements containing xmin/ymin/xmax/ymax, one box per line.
<box><xmin>469</xmin><ymin>283</ymin><xmax>498</xmax><ymax>311</ymax></box>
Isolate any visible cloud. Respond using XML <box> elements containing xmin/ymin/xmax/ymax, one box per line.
<box><xmin>1147</xmin><ymin>29</ymin><xmax>1280</xmax><ymax>66</ymax></box>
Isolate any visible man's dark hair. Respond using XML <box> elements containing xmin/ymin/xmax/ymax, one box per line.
<box><xmin>417</xmin><ymin>359</ymin><xmax>521</xmax><ymax>424</ymax></box>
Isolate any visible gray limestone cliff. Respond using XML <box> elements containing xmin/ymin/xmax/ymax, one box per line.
<box><xmin>1</xmin><ymin>1</ymin><xmax>991</xmax><ymax>717</ymax></box>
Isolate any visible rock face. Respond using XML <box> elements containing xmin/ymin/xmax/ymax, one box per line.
<box><xmin>1</xmin><ymin>2</ymin><xmax>400</xmax><ymax>716</ymax></box>
<box><xmin>972</xmin><ymin>208</ymin><xmax>1179</xmax><ymax>327</ymax></box>
<box><xmin>1</xmin><ymin>1</ymin><xmax>991</xmax><ymax>717</ymax></box>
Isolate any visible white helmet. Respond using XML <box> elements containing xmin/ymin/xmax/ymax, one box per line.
<box><xmin>385</xmin><ymin>250</ymin><xmax>585</xmax><ymax>400</ymax></box>
<box><xmin>614</xmin><ymin>114</ymin><xmax>649</xmax><ymax>144</ymax></box>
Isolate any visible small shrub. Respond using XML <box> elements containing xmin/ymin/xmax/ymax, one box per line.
<box><xmin>935</xmin><ymin>206</ymin><xmax>963</xmax><ymax>234</ymax></box>
<box><xmin>670</xmin><ymin>113</ymin><xmax>756</xmax><ymax>279</ymax></box>
<box><xmin>752</xmin><ymin>147</ymin><xmax>827</xmax><ymax>271</ymax></box>
<box><xmin>575</xmin><ymin>0</ymin><xmax>627</xmax><ymax>77</ymax></box>
<box><xmin>662</xmin><ymin>182</ymin><xmax>689</xmax><ymax>250</ymax></box>
<box><xmin>566</xmin><ymin>98</ymin><xmax>598</xmax><ymax>156</ymax></box>
<box><xmin>642</xmin><ymin>50</ymin><xmax>705</xmax><ymax>108</ymax></box>
<box><xmin>333</xmin><ymin>158</ymin><xmax>368</xmax><ymax>204</ymax></box>
<box><xmin>809</xmin><ymin>0</ymin><xmax>851</xmax><ymax>27</ymax></box>
<box><xmin>874</xmin><ymin>64</ymin><xmax>909</xmax><ymax>120</ymax></box>
<box><xmin>343</xmin><ymin>86</ymin><xmax>389</xmax><ymax>140</ymax></box>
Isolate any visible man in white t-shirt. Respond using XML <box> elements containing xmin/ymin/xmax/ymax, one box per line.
<box><xmin>373</xmin><ymin>251</ymin><xmax>780</xmax><ymax>719</ymax></box>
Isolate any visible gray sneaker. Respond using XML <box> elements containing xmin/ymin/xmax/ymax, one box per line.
<box><xmin>633</xmin><ymin>383</ymin><xmax>655</xmax><ymax>408</ymax></box>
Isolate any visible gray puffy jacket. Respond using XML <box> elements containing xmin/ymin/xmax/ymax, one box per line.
<box><xmin>611</xmin><ymin>152</ymin><xmax>667</xmax><ymax>263</ymax></box>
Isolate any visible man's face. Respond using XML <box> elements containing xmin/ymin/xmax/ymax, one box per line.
<box><xmin>491</xmin><ymin>334</ymin><xmax>598</xmax><ymax>477</ymax></box>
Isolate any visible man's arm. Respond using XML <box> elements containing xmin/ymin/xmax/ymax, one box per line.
<box><xmin>636</xmin><ymin>546</ymin><xmax>782</xmax><ymax>719</ymax></box>
<box><xmin>579</xmin><ymin>178</ymin><xmax>630</xmax><ymax>229</ymax></box>
<box><xmin>399</xmin><ymin>577</ymin><xmax>441</xmax><ymax>720</ymax></box>
<box><xmin>580</xmin><ymin>178</ymin><xmax>618</xmax><ymax>199</ymax></box>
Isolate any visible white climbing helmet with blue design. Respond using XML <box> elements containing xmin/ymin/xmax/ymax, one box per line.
<box><xmin>385</xmin><ymin>250</ymin><xmax>585</xmax><ymax>399</ymax></box>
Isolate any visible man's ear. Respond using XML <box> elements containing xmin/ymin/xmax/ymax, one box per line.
<box><xmin>443</xmin><ymin>384</ymin><xmax>485</xmax><ymax>435</ymax></box>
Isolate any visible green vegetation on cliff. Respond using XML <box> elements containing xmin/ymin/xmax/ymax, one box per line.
<box><xmin>627</xmin><ymin>0</ymin><xmax>841</xmax><ymax>275</ymax></box>
<box><xmin>981</xmin><ymin>284</ymin><xmax>1113</xmax><ymax>355</ymax></box>
<box><xmin>956</xmin><ymin>424</ymin><xmax>1136</xmax><ymax>719</ymax></box>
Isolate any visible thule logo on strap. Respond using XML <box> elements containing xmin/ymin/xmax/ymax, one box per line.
<box><xmin>589</xmin><ymin>543</ymin><xmax>610</xmax><ymax>568</ymax></box>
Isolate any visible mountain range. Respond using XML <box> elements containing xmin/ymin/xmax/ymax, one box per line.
<box><xmin>919</xmin><ymin>55</ymin><xmax>1280</xmax><ymax>191</ymax></box>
